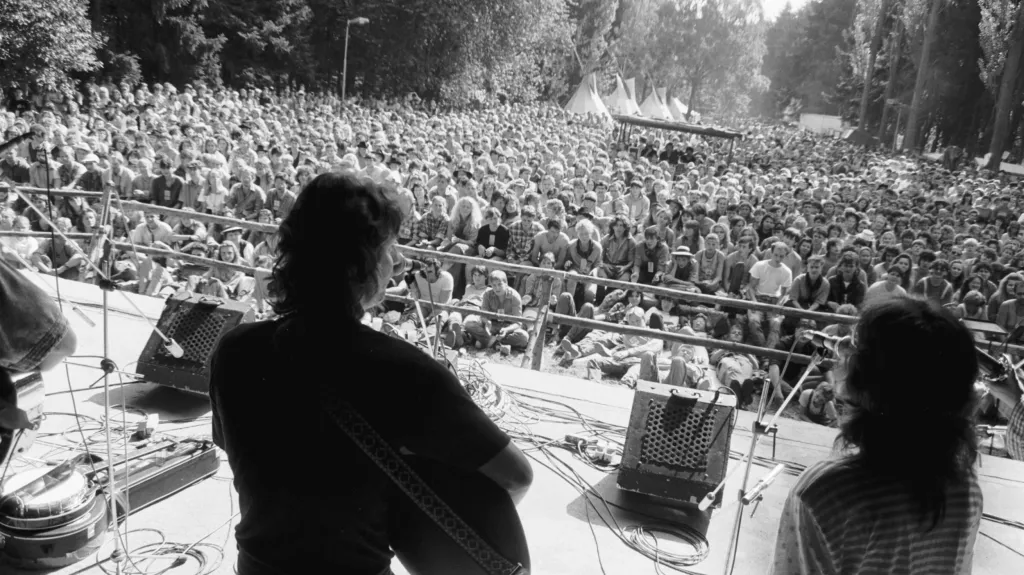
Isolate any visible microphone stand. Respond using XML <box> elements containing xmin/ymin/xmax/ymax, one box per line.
<box><xmin>716</xmin><ymin>355</ymin><xmax>823</xmax><ymax>575</ymax></box>
<box><xmin>96</xmin><ymin>188</ymin><xmax>125</xmax><ymax>575</ymax></box>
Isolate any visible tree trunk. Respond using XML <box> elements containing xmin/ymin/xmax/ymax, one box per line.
<box><xmin>903</xmin><ymin>0</ymin><xmax>942</xmax><ymax>152</ymax></box>
<box><xmin>877</xmin><ymin>18</ymin><xmax>903</xmax><ymax>143</ymax></box>
<box><xmin>988</xmin><ymin>3</ymin><xmax>1024</xmax><ymax>170</ymax></box>
<box><xmin>859</xmin><ymin>0</ymin><xmax>891</xmax><ymax>129</ymax></box>
<box><xmin>687</xmin><ymin>78</ymin><xmax>700</xmax><ymax>122</ymax></box>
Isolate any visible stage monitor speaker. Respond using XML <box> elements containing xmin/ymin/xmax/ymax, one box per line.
<box><xmin>618</xmin><ymin>382</ymin><xmax>735</xmax><ymax>508</ymax></box>
<box><xmin>136</xmin><ymin>294</ymin><xmax>254</xmax><ymax>395</ymax></box>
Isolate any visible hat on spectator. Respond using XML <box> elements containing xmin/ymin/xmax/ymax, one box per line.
<box><xmin>82</xmin><ymin>153</ymin><xmax>99</xmax><ymax>164</ymax></box>
<box><xmin>671</xmin><ymin>246</ymin><xmax>692</xmax><ymax>258</ymax></box>
<box><xmin>222</xmin><ymin>226</ymin><xmax>243</xmax><ymax>235</ymax></box>
<box><xmin>582</xmin><ymin>191</ymin><xmax>598</xmax><ymax>201</ymax></box>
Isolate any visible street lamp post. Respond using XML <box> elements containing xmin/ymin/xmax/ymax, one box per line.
<box><xmin>342</xmin><ymin>16</ymin><xmax>370</xmax><ymax>102</ymax></box>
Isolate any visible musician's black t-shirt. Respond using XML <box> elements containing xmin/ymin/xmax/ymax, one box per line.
<box><xmin>209</xmin><ymin>315</ymin><xmax>510</xmax><ymax>575</ymax></box>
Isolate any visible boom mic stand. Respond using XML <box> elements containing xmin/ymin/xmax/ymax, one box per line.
<box><xmin>703</xmin><ymin>354</ymin><xmax>823</xmax><ymax>575</ymax></box>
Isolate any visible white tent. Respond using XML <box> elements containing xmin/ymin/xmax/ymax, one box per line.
<box><xmin>639</xmin><ymin>87</ymin><xmax>673</xmax><ymax>120</ymax></box>
<box><xmin>564</xmin><ymin>73</ymin><xmax>612</xmax><ymax>120</ymax></box>
<box><xmin>625</xmin><ymin>78</ymin><xmax>641</xmax><ymax>112</ymax></box>
<box><xmin>668</xmin><ymin>96</ymin><xmax>699</xmax><ymax>122</ymax></box>
<box><xmin>605</xmin><ymin>75</ymin><xmax>641</xmax><ymax>115</ymax></box>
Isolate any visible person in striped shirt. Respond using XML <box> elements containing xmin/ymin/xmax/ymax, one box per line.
<box><xmin>771</xmin><ymin>298</ymin><xmax>983</xmax><ymax>575</ymax></box>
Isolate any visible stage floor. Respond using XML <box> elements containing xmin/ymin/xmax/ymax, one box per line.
<box><xmin>7</xmin><ymin>274</ymin><xmax>1024</xmax><ymax>575</ymax></box>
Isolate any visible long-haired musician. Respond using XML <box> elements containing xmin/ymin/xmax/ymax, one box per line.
<box><xmin>209</xmin><ymin>173</ymin><xmax>533</xmax><ymax>575</ymax></box>
<box><xmin>770</xmin><ymin>298</ymin><xmax>982</xmax><ymax>574</ymax></box>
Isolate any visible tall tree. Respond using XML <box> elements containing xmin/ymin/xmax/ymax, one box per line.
<box><xmin>877</xmin><ymin>16</ymin><xmax>904</xmax><ymax>143</ymax></box>
<box><xmin>986</xmin><ymin>1</ymin><xmax>1024</xmax><ymax>169</ymax></box>
<box><xmin>859</xmin><ymin>0</ymin><xmax>892</xmax><ymax>127</ymax></box>
<box><xmin>903</xmin><ymin>0</ymin><xmax>942</xmax><ymax>151</ymax></box>
<box><xmin>0</xmin><ymin>0</ymin><xmax>102</xmax><ymax>92</ymax></box>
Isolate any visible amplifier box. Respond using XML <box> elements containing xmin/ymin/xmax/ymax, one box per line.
<box><xmin>618</xmin><ymin>382</ymin><xmax>735</xmax><ymax>508</ymax></box>
<box><xmin>137</xmin><ymin>294</ymin><xmax>254</xmax><ymax>395</ymax></box>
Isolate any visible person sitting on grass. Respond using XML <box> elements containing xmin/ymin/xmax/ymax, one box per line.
<box><xmin>799</xmin><ymin>381</ymin><xmax>838</xmax><ymax>427</ymax></box>
<box><xmin>582</xmin><ymin>308</ymin><xmax>665</xmax><ymax>382</ymax></box>
<box><xmin>564</xmin><ymin>219</ymin><xmax>602</xmax><ymax>305</ymax></box>
<box><xmin>413</xmin><ymin>195</ymin><xmax>449</xmax><ymax>249</ymax></box>
<box><xmin>952</xmin><ymin>290</ymin><xmax>988</xmax><ymax>321</ymax></box>
<box><xmin>520</xmin><ymin>251</ymin><xmax>563</xmax><ymax>309</ymax></box>
<box><xmin>441</xmin><ymin>264</ymin><xmax>489</xmax><ymax>349</ymax></box>
<box><xmin>475</xmin><ymin>207</ymin><xmax>509</xmax><ymax>261</ymax></box>
<box><xmin>463</xmin><ymin>270</ymin><xmax>528</xmax><ymax>354</ymax></box>
<box><xmin>864</xmin><ymin>265</ymin><xmax>907</xmax><ymax>305</ymax></box>
<box><xmin>768</xmin><ymin>318</ymin><xmax>835</xmax><ymax>403</ymax></box>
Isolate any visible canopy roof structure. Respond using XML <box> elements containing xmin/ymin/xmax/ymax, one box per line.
<box><xmin>612</xmin><ymin>114</ymin><xmax>743</xmax><ymax>140</ymax></box>
<box><xmin>564</xmin><ymin>73</ymin><xmax>611</xmax><ymax>120</ymax></box>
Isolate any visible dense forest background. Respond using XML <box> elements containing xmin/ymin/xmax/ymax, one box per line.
<box><xmin>1</xmin><ymin>0</ymin><xmax>1022</xmax><ymax>161</ymax></box>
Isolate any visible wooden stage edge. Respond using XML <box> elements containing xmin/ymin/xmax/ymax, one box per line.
<box><xmin>7</xmin><ymin>276</ymin><xmax>1024</xmax><ymax>575</ymax></box>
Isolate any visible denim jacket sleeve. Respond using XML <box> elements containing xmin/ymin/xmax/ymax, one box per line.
<box><xmin>0</xmin><ymin>258</ymin><xmax>70</xmax><ymax>372</ymax></box>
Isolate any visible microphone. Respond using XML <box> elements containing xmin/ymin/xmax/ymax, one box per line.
<box><xmin>741</xmin><ymin>464</ymin><xmax>786</xmax><ymax>505</ymax></box>
<box><xmin>697</xmin><ymin>491</ymin><xmax>716</xmax><ymax>512</ymax></box>
<box><xmin>164</xmin><ymin>339</ymin><xmax>184</xmax><ymax>359</ymax></box>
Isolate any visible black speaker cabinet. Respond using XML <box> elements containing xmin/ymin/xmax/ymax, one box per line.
<box><xmin>137</xmin><ymin>294</ymin><xmax>254</xmax><ymax>394</ymax></box>
<box><xmin>618</xmin><ymin>381</ymin><xmax>735</xmax><ymax>508</ymax></box>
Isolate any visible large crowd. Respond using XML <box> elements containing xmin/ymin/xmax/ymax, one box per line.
<box><xmin>2</xmin><ymin>82</ymin><xmax>1023</xmax><ymax>432</ymax></box>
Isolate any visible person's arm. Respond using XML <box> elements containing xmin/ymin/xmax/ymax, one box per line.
<box><xmin>631</xmin><ymin>245</ymin><xmax>643</xmax><ymax>283</ymax></box>
<box><xmin>477</xmin><ymin>443</ymin><xmax>534</xmax><ymax>505</ymax></box>
<box><xmin>170</xmin><ymin>179</ymin><xmax>183</xmax><ymax>209</ymax></box>
<box><xmin>810</xmin><ymin>278</ymin><xmax>830</xmax><ymax>311</ymax></box>
<box><xmin>747</xmin><ymin>274</ymin><xmax>761</xmax><ymax>302</ymax></box>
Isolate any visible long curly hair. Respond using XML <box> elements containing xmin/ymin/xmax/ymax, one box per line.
<box><xmin>270</xmin><ymin>173</ymin><xmax>401</xmax><ymax>320</ymax></box>
<box><xmin>837</xmin><ymin>298</ymin><xmax>978</xmax><ymax>530</ymax></box>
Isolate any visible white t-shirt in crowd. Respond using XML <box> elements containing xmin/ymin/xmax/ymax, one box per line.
<box><xmin>413</xmin><ymin>270</ymin><xmax>454</xmax><ymax>305</ymax></box>
<box><xmin>749</xmin><ymin>260</ymin><xmax>792</xmax><ymax>298</ymax></box>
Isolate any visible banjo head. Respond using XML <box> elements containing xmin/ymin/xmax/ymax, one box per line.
<box><xmin>0</xmin><ymin>466</ymin><xmax>96</xmax><ymax>532</ymax></box>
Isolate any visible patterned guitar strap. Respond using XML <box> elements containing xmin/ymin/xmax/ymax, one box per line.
<box><xmin>319</xmin><ymin>383</ymin><xmax>528</xmax><ymax>575</ymax></box>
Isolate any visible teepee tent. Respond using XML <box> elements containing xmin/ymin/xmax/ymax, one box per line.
<box><xmin>625</xmin><ymin>78</ymin><xmax>641</xmax><ymax>111</ymax></box>
<box><xmin>639</xmin><ymin>87</ymin><xmax>673</xmax><ymax>120</ymax></box>
<box><xmin>668</xmin><ymin>96</ymin><xmax>691</xmax><ymax>121</ymax></box>
<box><xmin>565</xmin><ymin>73</ymin><xmax>612</xmax><ymax>120</ymax></box>
<box><xmin>605</xmin><ymin>75</ymin><xmax>641</xmax><ymax>115</ymax></box>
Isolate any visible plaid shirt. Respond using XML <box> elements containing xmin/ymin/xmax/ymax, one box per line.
<box><xmin>417</xmin><ymin>212</ymin><xmax>449</xmax><ymax>242</ymax></box>
<box><xmin>399</xmin><ymin>209</ymin><xmax>420</xmax><ymax>241</ymax></box>
<box><xmin>507</xmin><ymin>219</ymin><xmax>544</xmax><ymax>263</ymax></box>
<box><xmin>1008</xmin><ymin>399</ymin><xmax>1024</xmax><ymax>462</ymax></box>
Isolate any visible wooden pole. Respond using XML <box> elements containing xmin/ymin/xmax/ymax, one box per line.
<box><xmin>400</xmin><ymin>246</ymin><xmax>856</xmax><ymax>325</ymax></box>
<box><xmin>108</xmin><ymin>242</ymin><xmax>268</xmax><ymax>275</ymax></box>
<box><xmin>119</xmin><ymin>201</ymin><xmax>279</xmax><ymax>233</ymax></box>
<box><xmin>42</xmin><ymin>199</ymin><xmax>856</xmax><ymax>324</ymax></box>
<box><xmin>7</xmin><ymin>185</ymin><xmax>103</xmax><ymax>199</ymax></box>
<box><xmin>523</xmin><ymin>277</ymin><xmax>553</xmax><ymax>370</ymax></box>
<box><xmin>547</xmin><ymin>313</ymin><xmax>815</xmax><ymax>365</ymax></box>
<box><xmin>384</xmin><ymin>294</ymin><xmax>537</xmax><ymax>326</ymax></box>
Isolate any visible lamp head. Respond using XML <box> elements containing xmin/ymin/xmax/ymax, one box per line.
<box><xmin>350</xmin><ymin>17</ymin><xmax>369</xmax><ymax>25</ymax></box>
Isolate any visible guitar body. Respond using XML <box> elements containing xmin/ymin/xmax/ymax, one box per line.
<box><xmin>388</xmin><ymin>455</ymin><xmax>530</xmax><ymax>575</ymax></box>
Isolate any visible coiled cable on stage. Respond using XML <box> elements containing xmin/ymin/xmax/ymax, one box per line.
<box><xmin>624</xmin><ymin>524</ymin><xmax>710</xmax><ymax>570</ymax></box>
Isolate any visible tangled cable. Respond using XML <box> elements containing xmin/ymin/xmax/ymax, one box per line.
<box><xmin>624</xmin><ymin>524</ymin><xmax>711</xmax><ymax>570</ymax></box>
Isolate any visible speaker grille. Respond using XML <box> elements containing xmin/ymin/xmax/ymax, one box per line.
<box><xmin>639</xmin><ymin>400</ymin><xmax>717</xmax><ymax>471</ymax></box>
<box><xmin>155</xmin><ymin>307</ymin><xmax>228</xmax><ymax>366</ymax></box>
